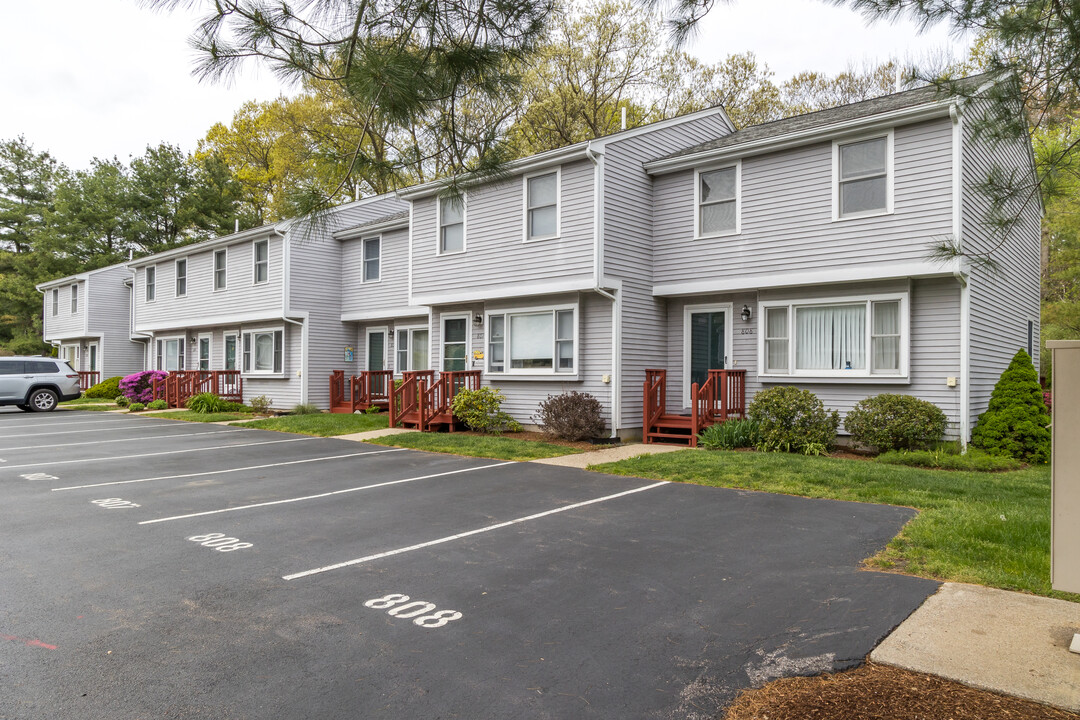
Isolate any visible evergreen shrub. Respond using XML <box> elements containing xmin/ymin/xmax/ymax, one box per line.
<box><xmin>971</xmin><ymin>350</ymin><xmax>1051</xmax><ymax>463</ymax></box>
<box><xmin>85</xmin><ymin>376</ymin><xmax>122</xmax><ymax>399</ymax></box>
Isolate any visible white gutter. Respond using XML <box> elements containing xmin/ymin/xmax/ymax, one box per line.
<box><xmin>280</xmin><ymin>225</ymin><xmax>309</xmax><ymax>405</ymax></box>
<box><xmin>586</xmin><ymin>141</ymin><xmax>620</xmax><ymax>438</ymax></box>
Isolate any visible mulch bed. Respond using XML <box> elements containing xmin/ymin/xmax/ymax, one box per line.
<box><xmin>724</xmin><ymin>662</ymin><xmax>1078</xmax><ymax>720</ymax></box>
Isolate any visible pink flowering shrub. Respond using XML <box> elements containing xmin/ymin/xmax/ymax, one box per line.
<box><xmin>120</xmin><ymin>370</ymin><xmax>169</xmax><ymax>404</ymax></box>
<box><xmin>1044</xmin><ymin>391</ymin><xmax>1052</xmax><ymax>413</ymax></box>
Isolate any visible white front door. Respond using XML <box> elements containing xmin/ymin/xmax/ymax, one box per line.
<box><xmin>87</xmin><ymin>343</ymin><xmax>99</xmax><ymax>372</ymax></box>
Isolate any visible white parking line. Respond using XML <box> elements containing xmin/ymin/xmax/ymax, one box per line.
<box><xmin>138</xmin><ymin>460</ymin><xmax>514</xmax><ymax>524</ymax></box>
<box><xmin>0</xmin><ymin>429</ymin><xmax>242</xmax><ymax>452</ymax></box>
<box><xmin>282</xmin><ymin>481</ymin><xmax>670</xmax><ymax>580</ymax></box>
<box><xmin>2</xmin><ymin>437</ymin><xmax>318</xmax><ymax>472</ymax></box>
<box><xmin>0</xmin><ymin>424</ymin><xmax>235</xmax><ymax>441</ymax></box>
<box><xmin>0</xmin><ymin>417</ymin><xmax>139</xmax><ymax>430</ymax></box>
<box><xmin>51</xmin><ymin>447</ymin><xmax>408</xmax><ymax>491</ymax></box>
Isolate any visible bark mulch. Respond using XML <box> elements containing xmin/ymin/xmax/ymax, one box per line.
<box><xmin>724</xmin><ymin>663</ymin><xmax>1078</xmax><ymax>720</ymax></box>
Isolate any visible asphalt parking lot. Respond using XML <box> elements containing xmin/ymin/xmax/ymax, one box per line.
<box><xmin>0</xmin><ymin>408</ymin><xmax>939</xmax><ymax>719</ymax></box>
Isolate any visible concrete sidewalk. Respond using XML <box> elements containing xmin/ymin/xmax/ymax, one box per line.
<box><xmin>872</xmin><ymin>582</ymin><xmax>1080</xmax><ymax>712</ymax></box>
<box><xmin>531</xmin><ymin>442</ymin><xmax>688</xmax><ymax>468</ymax></box>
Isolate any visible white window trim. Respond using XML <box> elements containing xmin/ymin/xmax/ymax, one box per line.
<box><xmin>365</xmin><ymin>326</ymin><xmax>389</xmax><ymax>371</ymax></box>
<box><xmin>197</xmin><ymin>332</ymin><xmax>213</xmax><ymax>371</ymax></box>
<box><xmin>214</xmin><ymin>249</ymin><xmax>228</xmax><ymax>292</ymax></box>
<box><xmin>436</xmin><ymin>194</ymin><xmax>467</xmax><ymax>256</ymax></box>
<box><xmin>362</xmin><ymin>235</ymin><xmax>381</xmax><ymax>284</ymax></box>
<box><xmin>484</xmin><ymin>302</ymin><xmax>579</xmax><ymax>378</ymax></box>
<box><xmin>70</xmin><ymin>284</ymin><xmax>79</xmax><ymax>314</ymax></box>
<box><xmin>60</xmin><ymin>343</ymin><xmax>80</xmax><ymax>370</ymax></box>
<box><xmin>681</xmin><ymin>302</ymin><xmax>734</xmax><ymax>407</ymax></box>
<box><xmin>175</xmin><ymin>258</ymin><xmax>188</xmax><ymax>298</ymax></box>
<box><xmin>51</xmin><ymin>288</ymin><xmax>59</xmax><ymax>316</ymax></box>
<box><xmin>156</xmin><ymin>335</ymin><xmax>186</xmax><ymax>372</ymax></box>
<box><xmin>145</xmin><ymin>266</ymin><xmax>157</xmax><ymax>303</ymax></box>
<box><xmin>394</xmin><ymin>323</ymin><xmax>432</xmax><ymax>375</ymax></box>
<box><xmin>440</xmin><ymin>313</ymin><xmax>472</xmax><ymax>372</ymax></box>
<box><xmin>223</xmin><ymin>332</ymin><xmax>239</xmax><ymax>371</ymax></box>
<box><xmin>832</xmin><ymin>129</ymin><xmax>894</xmax><ymax>222</ymax></box>
<box><xmin>694</xmin><ymin>160</ymin><xmax>741</xmax><ymax>239</ymax></box>
<box><xmin>242</xmin><ymin>325</ymin><xmax>284</xmax><ymax>376</ymax></box>
<box><xmin>522</xmin><ymin>168</ymin><xmax>561</xmax><ymax>243</ymax></box>
<box><xmin>253</xmin><ymin>239</ymin><xmax>270</xmax><ymax>285</ymax></box>
<box><xmin>756</xmin><ymin>291</ymin><xmax>910</xmax><ymax>381</ymax></box>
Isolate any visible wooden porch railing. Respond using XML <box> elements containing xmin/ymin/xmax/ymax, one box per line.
<box><xmin>389</xmin><ymin>370</ymin><xmax>435</xmax><ymax>428</ymax></box>
<box><xmin>152</xmin><ymin>370</ymin><xmax>243</xmax><ymax>408</ymax></box>
<box><xmin>389</xmin><ymin>370</ymin><xmax>482</xmax><ymax>431</ymax></box>
<box><xmin>643</xmin><ymin>368</ymin><xmax>747</xmax><ymax>446</ymax></box>
<box><xmin>77</xmin><ymin>371</ymin><xmax>100</xmax><ymax>392</ymax></box>
<box><xmin>330</xmin><ymin>370</ymin><xmax>395</xmax><ymax>413</ymax></box>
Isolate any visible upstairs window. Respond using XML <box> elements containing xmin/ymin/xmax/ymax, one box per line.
<box><xmin>253</xmin><ymin>239</ymin><xmax>269</xmax><ymax>284</ymax></box>
<box><xmin>51</xmin><ymin>288</ymin><xmax>58</xmax><ymax>316</ymax></box>
<box><xmin>214</xmin><ymin>249</ymin><xmax>227</xmax><ymax>291</ymax></box>
<box><xmin>175</xmin><ymin>258</ymin><xmax>187</xmax><ymax>297</ymax></box>
<box><xmin>146</xmin><ymin>266</ymin><xmax>156</xmax><ymax>302</ymax></box>
<box><xmin>70</xmin><ymin>284</ymin><xmax>78</xmax><ymax>314</ymax></box>
<box><xmin>439</xmin><ymin>196</ymin><xmax>465</xmax><ymax>254</ymax></box>
<box><xmin>363</xmin><ymin>237</ymin><xmax>380</xmax><ymax>282</ymax></box>
<box><xmin>836</xmin><ymin>135</ymin><xmax>891</xmax><ymax>218</ymax></box>
<box><xmin>697</xmin><ymin>164</ymin><xmax>739</xmax><ymax>237</ymax></box>
<box><xmin>525</xmin><ymin>171</ymin><xmax>559</xmax><ymax>240</ymax></box>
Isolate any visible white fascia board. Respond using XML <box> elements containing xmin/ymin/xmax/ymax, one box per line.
<box><xmin>411</xmin><ymin>276</ymin><xmax>599</xmax><ymax>307</ymax></box>
<box><xmin>644</xmin><ymin>103</ymin><xmax>954</xmax><ymax>175</ymax></box>
<box><xmin>127</xmin><ymin>226</ymin><xmax>284</xmax><ymax>269</ymax></box>
<box><xmin>134</xmin><ymin>309</ymin><xmax>289</xmax><ymax>333</ymax></box>
<box><xmin>44</xmin><ymin>331</ymin><xmax>102</xmax><ymax>342</ymax></box>
<box><xmin>652</xmin><ymin>259</ymin><xmax>964</xmax><ymax>297</ymax></box>
<box><xmin>36</xmin><ymin>260</ymin><xmax>134</xmax><ymax>290</ymax></box>
<box><xmin>335</xmin><ymin>217</ymin><xmax>409</xmax><ymax>240</ymax></box>
<box><xmin>341</xmin><ymin>306</ymin><xmax>431</xmax><ymax>322</ymax></box>
<box><xmin>590</xmin><ymin>106</ymin><xmax>734</xmax><ymax>150</ymax></box>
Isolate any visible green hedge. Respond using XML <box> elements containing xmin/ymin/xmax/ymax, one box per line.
<box><xmin>84</xmin><ymin>376</ymin><xmax>122</xmax><ymax>399</ymax></box>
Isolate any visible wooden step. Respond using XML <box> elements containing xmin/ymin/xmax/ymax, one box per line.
<box><xmin>330</xmin><ymin>404</ymin><xmax>354</xmax><ymax>414</ymax></box>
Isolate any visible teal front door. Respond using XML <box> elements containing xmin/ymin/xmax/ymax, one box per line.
<box><xmin>689</xmin><ymin>310</ymin><xmax>727</xmax><ymax>392</ymax></box>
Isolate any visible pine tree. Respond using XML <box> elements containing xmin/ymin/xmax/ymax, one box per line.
<box><xmin>971</xmin><ymin>349</ymin><xmax>1051</xmax><ymax>463</ymax></box>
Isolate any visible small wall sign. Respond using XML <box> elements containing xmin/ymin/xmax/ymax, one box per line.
<box><xmin>472</xmin><ymin>350</ymin><xmax>484</xmax><ymax>360</ymax></box>
<box><xmin>344</xmin><ymin>346</ymin><xmax>354</xmax><ymax>362</ymax></box>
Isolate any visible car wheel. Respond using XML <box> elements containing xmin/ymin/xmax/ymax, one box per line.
<box><xmin>28</xmin><ymin>389</ymin><xmax>58</xmax><ymax>412</ymax></box>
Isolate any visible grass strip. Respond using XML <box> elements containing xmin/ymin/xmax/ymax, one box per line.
<box><xmin>142</xmin><ymin>411</ymin><xmax>255</xmax><ymax>422</ymax></box>
<box><xmin>60</xmin><ymin>396</ymin><xmax>117</xmax><ymax>405</ymax></box>
<box><xmin>590</xmin><ymin>450</ymin><xmax>1074</xmax><ymax>601</ymax></box>
<box><xmin>232</xmin><ymin>412</ymin><xmax>389</xmax><ymax>437</ymax></box>
<box><xmin>63</xmin><ymin>404</ymin><xmax>119</xmax><ymax>412</ymax></box>
<box><xmin>365</xmin><ymin>432</ymin><xmax>583</xmax><ymax>461</ymax></box>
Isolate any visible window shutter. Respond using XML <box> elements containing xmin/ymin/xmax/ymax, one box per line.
<box><xmin>243</xmin><ymin>333</ymin><xmax>251</xmax><ymax>373</ymax></box>
<box><xmin>274</xmin><ymin>330</ymin><xmax>284</xmax><ymax>374</ymax></box>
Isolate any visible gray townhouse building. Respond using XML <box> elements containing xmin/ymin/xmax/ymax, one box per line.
<box><xmin>40</xmin><ymin>75</ymin><xmax>1040</xmax><ymax>443</ymax></box>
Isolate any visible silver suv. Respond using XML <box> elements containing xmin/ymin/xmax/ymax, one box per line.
<box><xmin>0</xmin><ymin>356</ymin><xmax>82</xmax><ymax>412</ymax></box>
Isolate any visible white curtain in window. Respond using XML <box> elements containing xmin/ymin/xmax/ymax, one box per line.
<box><xmin>411</xmin><ymin>329</ymin><xmax>429</xmax><ymax>371</ymax></box>
<box><xmin>510</xmin><ymin>313</ymin><xmax>553</xmax><ymax>365</ymax></box>
<box><xmin>796</xmin><ymin>305</ymin><xmax>866</xmax><ymax>370</ymax></box>
<box><xmin>255</xmin><ymin>333</ymin><xmax>274</xmax><ymax>371</ymax></box>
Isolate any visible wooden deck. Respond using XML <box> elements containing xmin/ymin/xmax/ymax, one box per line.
<box><xmin>643</xmin><ymin>368</ymin><xmax>747</xmax><ymax>446</ymax></box>
<box><xmin>152</xmin><ymin>370</ymin><xmax>243</xmax><ymax>409</ymax></box>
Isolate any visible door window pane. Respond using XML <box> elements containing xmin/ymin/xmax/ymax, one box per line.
<box><xmin>225</xmin><ymin>335</ymin><xmax>237</xmax><ymax>370</ymax></box>
<box><xmin>165</xmin><ymin>340</ymin><xmax>180</xmax><ymax>372</ymax></box>
<box><xmin>690</xmin><ymin>311</ymin><xmax>726</xmax><ymax>388</ymax></box>
<box><xmin>795</xmin><ymin>304</ymin><xmax>866</xmax><ymax>371</ymax></box>
<box><xmin>368</xmin><ymin>331</ymin><xmax>385</xmax><ymax>371</ymax></box>
<box><xmin>443</xmin><ymin>318</ymin><xmax>467</xmax><ymax>371</ymax></box>
<box><xmin>199</xmin><ymin>337</ymin><xmax>210</xmax><ymax>371</ymax></box>
<box><xmin>89</xmin><ymin>345</ymin><xmax>98</xmax><ymax>372</ymax></box>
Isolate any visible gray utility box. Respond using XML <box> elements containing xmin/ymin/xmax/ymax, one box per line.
<box><xmin>1048</xmin><ymin>340</ymin><xmax>1080</xmax><ymax>595</ymax></box>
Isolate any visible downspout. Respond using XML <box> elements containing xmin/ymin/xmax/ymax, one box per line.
<box><xmin>126</xmin><ymin>268</ymin><xmax>154</xmax><ymax>367</ymax></box>
<box><xmin>586</xmin><ymin>141</ymin><xmax>620</xmax><ymax>438</ymax></box>
<box><xmin>951</xmin><ymin>101</ymin><xmax>971</xmax><ymax>450</ymax></box>
<box><xmin>280</xmin><ymin>225</ymin><xmax>309</xmax><ymax>405</ymax></box>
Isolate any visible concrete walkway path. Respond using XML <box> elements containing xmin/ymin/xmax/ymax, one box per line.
<box><xmin>872</xmin><ymin>582</ymin><xmax>1080</xmax><ymax>712</ymax></box>
<box><xmin>531</xmin><ymin>442</ymin><xmax>688</xmax><ymax>468</ymax></box>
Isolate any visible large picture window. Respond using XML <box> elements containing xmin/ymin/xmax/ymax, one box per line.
<box><xmin>835</xmin><ymin>134</ymin><xmax>891</xmax><ymax>219</ymax></box>
<box><xmin>439</xmin><ymin>196</ymin><xmax>464</xmax><ymax>254</ymax></box>
<box><xmin>242</xmin><ymin>329</ymin><xmax>283</xmax><ymax>374</ymax></box>
<box><xmin>759</xmin><ymin>294</ymin><xmax>906</xmax><ymax>378</ymax></box>
<box><xmin>486</xmin><ymin>307</ymin><xmax>575</xmax><ymax>374</ymax></box>
<box><xmin>696</xmin><ymin>163</ymin><xmax>739</xmax><ymax>237</ymax></box>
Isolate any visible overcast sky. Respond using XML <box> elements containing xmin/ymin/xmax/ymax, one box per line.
<box><xmin>1</xmin><ymin>0</ymin><xmax>970</xmax><ymax>170</ymax></box>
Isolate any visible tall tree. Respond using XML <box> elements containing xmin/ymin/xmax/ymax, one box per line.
<box><xmin>0</xmin><ymin>137</ymin><xmax>65</xmax><ymax>254</ymax></box>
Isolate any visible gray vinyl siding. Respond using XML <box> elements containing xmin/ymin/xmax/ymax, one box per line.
<box><xmin>662</xmin><ymin>278</ymin><xmax>963</xmax><ymax>436</ymax></box>
<box><xmin>132</xmin><ymin>234</ymin><xmax>285</xmax><ymax>330</ymax></box>
<box><xmin>43</xmin><ymin>280</ymin><xmax>86</xmax><ymax>339</ymax></box>
<box><xmin>651</xmin><ymin>117</ymin><xmax>955</xmax><ymax>284</ymax></box>
<box><xmin>288</xmin><ymin>195</ymin><xmax>408</xmax><ymax>408</ymax></box>
<box><xmin>87</xmin><ymin>267</ymin><xmax>144</xmax><ymax>378</ymax></box>
<box><xmin>602</xmin><ymin>111</ymin><xmax>735</xmax><ymax>430</ymax></box>
<box><xmin>429</xmin><ymin>292</ymin><xmax>614</xmax><ymax>430</ymax></box>
<box><xmin>409</xmin><ymin>159</ymin><xmax>595</xmax><ymax>297</ymax></box>
<box><xmin>961</xmin><ymin>102</ymin><xmax>1043</xmax><ymax>431</ymax></box>
<box><xmin>340</xmin><ymin>226</ymin><xmax>410</xmax><ymax>315</ymax></box>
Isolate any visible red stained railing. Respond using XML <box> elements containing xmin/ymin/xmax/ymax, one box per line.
<box><xmin>77</xmin><ymin>371</ymin><xmax>100</xmax><ymax>392</ymax></box>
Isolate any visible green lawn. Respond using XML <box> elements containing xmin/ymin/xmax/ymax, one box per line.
<box><xmin>60</xmin><ymin>396</ymin><xmax>116</xmax><ymax>405</ymax></box>
<box><xmin>232</xmin><ymin>412</ymin><xmax>389</xmax><ymax>437</ymax></box>
<box><xmin>591</xmin><ymin>450</ymin><xmax>1075</xmax><ymax>601</ymax></box>
<box><xmin>63</xmin><ymin>404</ymin><xmax>120</xmax><ymax>412</ymax></box>
<box><xmin>142</xmin><ymin>411</ymin><xmax>255</xmax><ymax>422</ymax></box>
<box><xmin>365</xmin><ymin>432</ymin><xmax>583</xmax><ymax>461</ymax></box>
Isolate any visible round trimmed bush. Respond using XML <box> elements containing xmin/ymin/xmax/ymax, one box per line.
<box><xmin>747</xmin><ymin>386</ymin><xmax>839</xmax><ymax>454</ymax></box>
<box><xmin>85</xmin><ymin>376</ymin><xmax>122</xmax><ymax>399</ymax></box>
<box><xmin>451</xmin><ymin>387</ymin><xmax>521</xmax><ymax>434</ymax></box>
<box><xmin>971</xmin><ymin>349</ymin><xmax>1050</xmax><ymax>463</ymax></box>
<box><xmin>114</xmin><ymin>394</ymin><xmax>130</xmax><ymax>408</ymax></box>
<box><xmin>147</xmin><ymin>400</ymin><xmax>168</xmax><ymax>410</ymax></box>
<box><xmin>844</xmin><ymin>394</ymin><xmax>947</xmax><ymax>452</ymax></box>
<box><xmin>535</xmin><ymin>392</ymin><xmax>606</xmax><ymax>441</ymax></box>
<box><xmin>128</xmin><ymin>402</ymin><xmax>146</xmax><ymax>412</ymax></box>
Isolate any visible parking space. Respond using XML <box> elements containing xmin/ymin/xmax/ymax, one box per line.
<box><xmin>0</xmin><ymin>410</ymin><xmax>938</xmax><ymax>719</ymax></box>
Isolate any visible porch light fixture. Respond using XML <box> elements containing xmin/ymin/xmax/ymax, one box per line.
<box><xmin>741</xmin><ymin>304</ymin><xmax>752</xmax><ymax>322</ymax></box>
<box><xmin>473</xmin><ymin>314</ymin><xmax>483</xmax><ymax>326</ymax></box>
